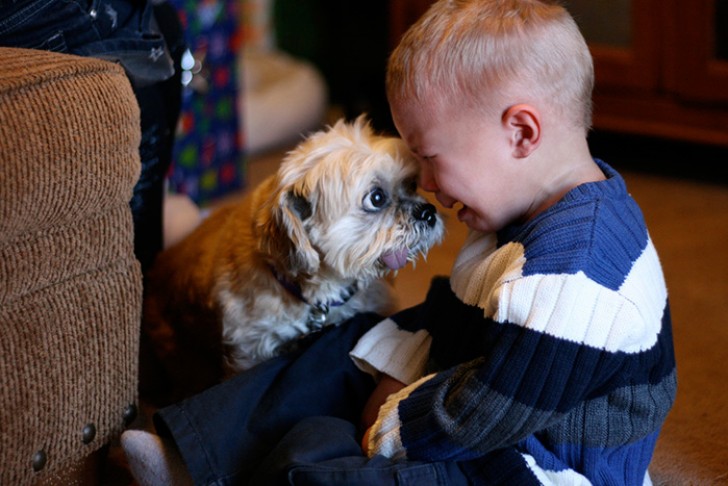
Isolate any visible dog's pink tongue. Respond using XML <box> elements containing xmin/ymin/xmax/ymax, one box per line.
<box><xmin>382</xmin><ymin>248</ymin><xmax>409</xmax><ymax>270</ymax></box>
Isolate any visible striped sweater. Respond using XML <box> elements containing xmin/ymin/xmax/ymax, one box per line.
<box><xmin>364</xmin><ymin>160</ymin><xmax>676</xmax><ymax>484</ymax></box>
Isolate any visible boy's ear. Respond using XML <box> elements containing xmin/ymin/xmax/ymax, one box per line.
<box><xmin>502</xmin><ymin>104</ymin><xmax>541</xmax><ymax>158</ymax></box>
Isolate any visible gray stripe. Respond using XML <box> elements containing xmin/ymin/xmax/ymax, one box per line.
<box><xmin>434</xmin><ymin>368</ymin><xmax>676</xmax><ymax>452</ymax></box>
<box><xmin>543</xmin><ymin>369</ymin><xmax>677</xmax><ymax>447</ymax></box>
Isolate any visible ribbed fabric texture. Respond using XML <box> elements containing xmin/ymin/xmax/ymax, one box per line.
<box><xmin>0</xmin><ymin>48</ymin><xmax>143</xmax><ymax>485</ymax></box>
<box><xmin>367</xmin><ymin>161</ymin><xmax>676</xmax><ymax>485</ymax></box>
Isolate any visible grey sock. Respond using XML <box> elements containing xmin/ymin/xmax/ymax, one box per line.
<box><xmin>121</xmin><ymin>430</ymin><xmax>193</xmax><ymax>486</ymax></box>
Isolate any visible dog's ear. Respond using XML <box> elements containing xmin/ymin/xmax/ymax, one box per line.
<box><xmin>258</xmin><ymin>190</ymin><xmax>319</xmax><ymax>276</ymax></box>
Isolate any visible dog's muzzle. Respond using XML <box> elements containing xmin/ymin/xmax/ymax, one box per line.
<box><xmin>413</xmin><ymin>203</ymin><xmax>438</xmax><ymax>227</ymax></box>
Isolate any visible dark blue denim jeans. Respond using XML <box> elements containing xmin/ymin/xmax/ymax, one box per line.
<box><xmin>154</xmin><ymin>314</ymin><xmax>470</xmax><ymax>486</ymax></box>
<box><xmin>0</xmin><ymin>0</ymin><xmax>174</xmax><ymax>86</ymax></box>
<box><xmin>0</xmin><ymin>0</ymin><xmax>185</xmax><ymax>272</ymax></box>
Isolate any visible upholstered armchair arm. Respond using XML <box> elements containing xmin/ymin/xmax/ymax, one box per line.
<box><xmin>0</xmin><ymin>47</ymin><xmax>143</xmax><ymax>485</ymax></box>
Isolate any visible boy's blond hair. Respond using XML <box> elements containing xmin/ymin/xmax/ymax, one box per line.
<box><xmin>386</xmin><ymin>0</ymin><xmax>594</xmax><ymax>131</ymax></box>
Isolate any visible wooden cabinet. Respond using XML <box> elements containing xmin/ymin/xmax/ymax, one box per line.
<box><xmin>389</xmin><ymin>0</ymin><xmax>728</xmax><ymax>147</ymax></box>
<box><xmin>582</xmin><ymin>0</ymin><xmax>728</xmax><ymax>146</ymax></box>
<box><xmin>662</xmin><ymin>1</ymin><xmax>728</xmax><ymax>103</ymax></box>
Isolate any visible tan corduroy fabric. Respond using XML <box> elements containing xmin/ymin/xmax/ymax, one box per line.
<box><xmin>0</xmin><ymin>48</ymin><xmax>143</xmax><ymax>485</ymax></box>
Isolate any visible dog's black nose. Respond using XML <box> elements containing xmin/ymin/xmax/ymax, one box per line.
<box><xmin>413</xmin><ymin>203</ymin><xmax>437</xmax><ymax>227</ymax></box>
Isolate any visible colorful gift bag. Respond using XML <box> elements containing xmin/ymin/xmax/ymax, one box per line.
<box><xmin>168</xmin><ymin>0</ymin><xmax>244</xmax><ymax>205</ymax></box>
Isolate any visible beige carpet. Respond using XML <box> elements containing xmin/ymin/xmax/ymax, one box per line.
<box><xmin>625</xmin><ymin>173</ymin><xmax>728</xmax><ymax>485</ymax></box>
<box><xmin>247</xmin><ymin>146</ymin><xmax>728</xmax><ymax>485</ymax></box>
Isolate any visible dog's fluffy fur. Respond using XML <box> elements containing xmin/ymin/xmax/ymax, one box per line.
<box><xmin>142</xmin><ymin>117</ymin><xmax>443</xmax><ymax>400</ymax></box>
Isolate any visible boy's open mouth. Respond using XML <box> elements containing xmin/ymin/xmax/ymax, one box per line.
<box><xmin>455</xmin><ymin>202</ymin><xmax>468</xmax><ymax>221</ymax></box>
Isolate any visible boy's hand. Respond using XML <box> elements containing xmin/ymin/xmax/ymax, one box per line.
<box><xmin>361</xmin><ymin>426</ymin><xmax>372</xmax><ymax>455</ymax></box>
<box><xmin>360</xmin><ymin>374</ymin><xmax>406</xmax><ymax>454</ymax></box>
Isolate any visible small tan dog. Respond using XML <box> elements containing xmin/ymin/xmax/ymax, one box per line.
<box><xmin>142</xmin><ymin>116</ymin><xmax>443</xmax><ymax>400</ymax></box>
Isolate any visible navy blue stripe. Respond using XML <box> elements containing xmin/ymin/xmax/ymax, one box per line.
<box><xmin>468</xmin><ymin>308</ymin><xmax>675</xmax><ymax>413</ymax></box>
<box><xmin>392</xmin><ymin>279</ymin><xmax>676</xmax><ymax>414</ymax></box>
<box><xmin>459</xmin><ymin>448</ymin><xmax>542</xmax><ymax>485</ymax></box>
<box><xmin>497</xmin><ymin>159</ymin><xmax>650</xmax><ymax>291</ymax></box>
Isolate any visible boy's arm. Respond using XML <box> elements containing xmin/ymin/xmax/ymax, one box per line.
<box><xmin>359</xmin><ymin>373</ymin><xmax>406</xmax><ymax>432</ymax></box>
<box><xmin>361</xmin><ymin>238</ymin><xmax>673</xmax><ymax>462</ymax></box>
<box><xmin>362</xmin><ymin>333</ymin><xmax>604</xmax><ymax>462</ymax></box>
<box><xmin>350</xmin><ymin>317</ymin><xmax>431</xmax><ymax>385</ymax></box>
<box><xmin>362</xmin><ymin>283</ymin><xmax>675</xmax><ymax>462</ymax></box>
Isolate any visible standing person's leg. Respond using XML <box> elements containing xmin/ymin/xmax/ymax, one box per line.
<box><xmin>140</xmin><ymin>313</ymin><xmax>380</xmax><ymax>485</ymax></box>
<box><xmin>128</xmin><ymin>1</ymin><xmax>185</xmax><ymax>272</ymax></box>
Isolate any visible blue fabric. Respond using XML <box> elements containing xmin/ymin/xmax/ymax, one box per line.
<box><xmin>155</xmin><ymin>314</ymin><xmax>379</xmax><ymax>485</ymax></box>
<box><xmin>0</xmin><ymin>0</ymin><xmax>173</xmax><ymax>86</ymax></box>
<box><xmin>252</xmin><ymin>417</ymin><xmax>468</xmax><ymax>486</ymax></box>
<box><xmin>500</xmin><ymin>159</ymin><xmax>649</xmax><ymax>289</ymax></box>
<box><xmin>155</xmin><ymin>314</ymin><xmax>473</xmax><ymax>485</ymax></box>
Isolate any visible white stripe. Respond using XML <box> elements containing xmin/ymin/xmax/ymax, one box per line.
<box><xmin>349</xmin><ymin>318</ymin><xmax>432</xmax><ymax>385</ymax></box>
<box><xmin>452</xmin><ymin>232</ymin><xmax>667</xmax><ymax>353</ymax></box>
<box><xmin>521</xmin><ymin>453</ymin><xmax>593</xmax><ymax>485</ymax></box>
<box><xmin>367</xmin><ymin>373</ymin><xmax>436</xmax><ymax>460</ymax></box>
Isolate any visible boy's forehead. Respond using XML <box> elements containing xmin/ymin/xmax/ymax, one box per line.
<box><xmin>392</xmin><ymin>98</ymin><xmax>442</xmax><ymax>131</ymax></box>
<box><xmin>392</xmin><ymin>96</ymin><xmax>474</xmax><ymax>143</ymax></box>
<box><xmin>390</xmin><ymin>103</ymin><xmax>429</xmax><ymax>151</ymax></box>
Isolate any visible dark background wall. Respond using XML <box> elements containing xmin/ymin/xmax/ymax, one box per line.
<box><xmin>273</xmin><ymin>0</ymin><xmax>395</xmax><ymax>133</ymax></box>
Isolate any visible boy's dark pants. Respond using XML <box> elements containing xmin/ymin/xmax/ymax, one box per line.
<box><xmin>153</xmin><ymin>313</ymin><xmax>469</xmax><ymax>486</ymax></box>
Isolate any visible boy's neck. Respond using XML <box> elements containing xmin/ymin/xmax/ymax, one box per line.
<box><xmin>523</xmin><ymin>135</ymin><xmax>603</xmax><ymax>222</ymax></box>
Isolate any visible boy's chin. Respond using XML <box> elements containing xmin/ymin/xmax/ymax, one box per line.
<box><xmin>457</xmin><ymin>207</ymin><xmax>478</xmax><ymax>229</ymax></box>
<box><xmin>457</xmin><ymin>209</ymin><xmax>495</xmax><ymax>233</ymax></box>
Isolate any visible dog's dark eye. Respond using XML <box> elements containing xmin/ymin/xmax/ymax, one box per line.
<box><xmin>363</xmin><ymin>187</ymin><xmax>389</xmax><ymax>212</ymax></box>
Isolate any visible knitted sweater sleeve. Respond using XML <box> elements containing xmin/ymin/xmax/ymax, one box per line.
<box><xmin>349</xmin><ymin>317</ymin><xmax>432</xmax><ymax>385</ymax></box>
<box><xmin>366</xmin><ymin>224</ymin><xmax>675</xmax><ymax>465</ymax></box>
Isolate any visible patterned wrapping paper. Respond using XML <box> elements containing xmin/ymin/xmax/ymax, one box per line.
<box><xmin>168</xmin><ymin>0</ymin><xmax>245</xmax><ymax>205</ymax></box>
<box><xmin>239</xmin><ymin>0</ymin><xmax>275</xmax><ymax>51</ymax></box>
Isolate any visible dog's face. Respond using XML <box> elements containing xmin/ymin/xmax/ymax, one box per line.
<box><xmin>257</xmin><ymin>116</ymin><xmax>444</xmax><ymax>283</ymax></box>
